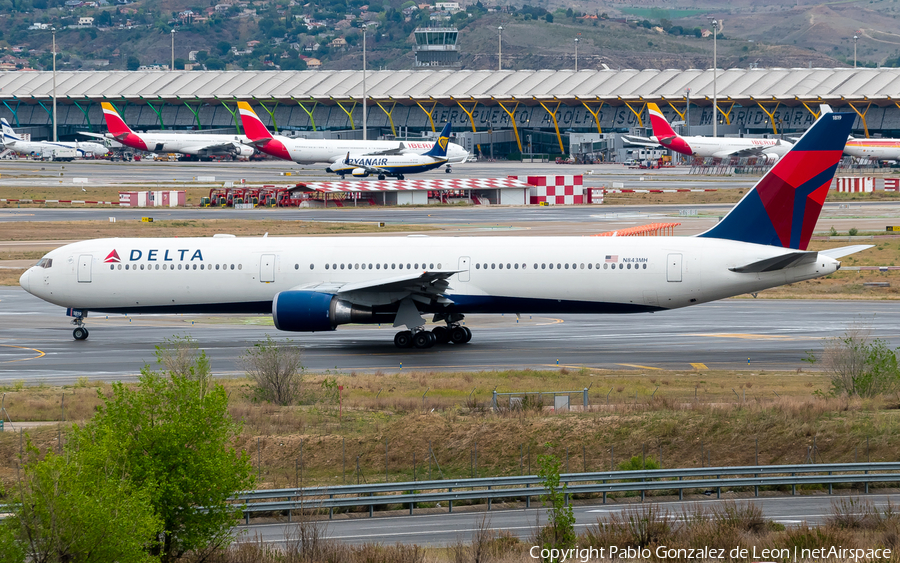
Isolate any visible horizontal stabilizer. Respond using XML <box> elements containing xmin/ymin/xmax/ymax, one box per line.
<box><xmin>730</xmin><ymin>251</ymin><xmax>818</xmax><ymax>273</ymax></box>
<box><xmin>818</xmin><ymin>245</ymin><xmax>874</xmax><ymax>259</ymax></box>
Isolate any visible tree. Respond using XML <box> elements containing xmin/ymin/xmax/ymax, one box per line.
<box><xmin>77</xmin><ymin>362</ymin><xmax>254</xmax><ymax>562</ymax></box>
<box><xmin>1</xmin><ymin>439</ymin><xmax>160</xmax><ymax>563</ymax></box>
<box><xmin>808</xmin><ymin>325</ymin><xmax>900</xmax><ymax>397</ymax></box>
<box><xmin>215</xmin><ymin>40</ymin><xmax>231</xmax><ymax>56</ymax></box>
<box><xmin>126</xmin><ymin>55</ymin><xmax>141</xmax><ymax>70</ymax></box>
<box><xmin>205</xmin><ymin>58</ymin><xmax>225</xmax><ymax>70</ymax></box>
<box><xmin>241</xmin><ymin>335</ymin><xmax>305</xmax><ymax>405</ymax></box>
<box><xmin>545</xmin><ymin>13</ymin><xmax>553</xmax><ymax>22</ymax></box>
<box><xmin>536</xmin><ymin>445</ymin><xmax>576</xmax><ymax>559</ymax></box>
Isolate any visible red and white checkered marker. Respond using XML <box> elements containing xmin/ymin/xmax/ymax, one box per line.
<box><xmin>299</xmin><ymin>177</ymin><xmax>531</xmax><ymax>192</ymax></box>
<box><xmin>510</xmin><ymin>175</ymin><xmax>584</xmax><ymax>205</ymax></box>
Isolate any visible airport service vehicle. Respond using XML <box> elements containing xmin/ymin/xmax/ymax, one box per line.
<box><xmin>1</xmin><ymin>118</ymin><xmax>108</xmax><ymax>158</ymax></box>
<box><xmin>623</xmin><ymin>103</ymin><xmax>793</xmax><ymax>162</ymax></box>
<box><xmin>20</xmin><ymin>112</ymin><xmax>867</xmax><ymax>348</ymax></box>
<box><xmin>88</xmin><ymin>103</ymin><xmax>255</xmax><ymax>160</ymax></box>
<box><xmin>325</xmin><ymin>122</ymin><xmax>452</xmax><ymax>180</ymax></box>
<box><xmin>236</xmin><ymin>102</ymin><xmax>469</xmax><ymax>165</ymax></box>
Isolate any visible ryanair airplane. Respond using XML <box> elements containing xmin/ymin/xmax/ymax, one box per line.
<box><xmin>325</xmin><ymin>122</ymin><xmax>452</xmax><ymax>180</ymax></box>
<box><xmin>19</xmin><ymin>112</ymin><xmax>868</xmax><ymax>349</ymax></box>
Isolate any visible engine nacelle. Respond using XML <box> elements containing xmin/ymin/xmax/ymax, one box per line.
<box><xmin>272</xmin><ymin>290</ymin><xmax>391</xmax><ymax>332</ymax></box>
<box><xmin>763</xmin><ymin>152</ymin><xmax>780</xmax><ymax>164</ymax></box>
<box><xmin>232</xmin><ymin>143</ymin><xmax>255</xmax><ymax>157</ymax></box>
<box><xmin>351</xmin><ymin>168</ymin><xmax>370</xmax><ymax>177</ymax></box>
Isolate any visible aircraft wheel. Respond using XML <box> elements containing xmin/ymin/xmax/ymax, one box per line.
<box><xmin>394</xmin><ymin>331</ymin><xmax>414</xmax><ymax>348</ymax></box>
<box><xmin>378</xmin><ymin>174</ymin><xmax>386</xmax><ymax>180</ymax></box>
<box><xmin>397</xmin><ymin>174</ymin><xmax>405</xmax><ymax>180</ymax></box>
<box><xmin>432</xmin><ymin>326</ymin><xmax>450</xmax><ymax>344</ymax></box>
<box><xmin>73</xmin><ymin>327</ymin><xmax>89</xmax><ymax>341</ymax></box>
<box><xmin>450</xmin><ymin>326</ymin><xmax>469</xmax><ymax>345</ymax></box>
<box><xmin>413</xmin><ymin>331</ymin><xmax>435</xmax><ymax>349</ymax></box>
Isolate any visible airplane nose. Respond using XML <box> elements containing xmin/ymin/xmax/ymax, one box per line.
<box><xmin>19</xmin><ymin>269</ymin><xmax>31</xmax><ymax>293</ymax></box>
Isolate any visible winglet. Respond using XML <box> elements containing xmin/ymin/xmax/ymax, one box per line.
<box><xmin>237</xmin><ymin>102</ymin><xmax>273</xmax><ymax>142</ymax></box>
<box><xmin>101</xmin><ymin>102</ymin><xmax>134</xmax><ymax>138</ymax></box>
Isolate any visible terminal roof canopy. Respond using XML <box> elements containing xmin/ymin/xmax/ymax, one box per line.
<box><xmin>0</xmin><ymin>68</ymin><xmax>897</xmax><ymax>107</ymax></box>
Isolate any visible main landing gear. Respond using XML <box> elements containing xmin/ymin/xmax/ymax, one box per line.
<box><xmin>393</xmin><ymin>316</ymin><xmax>471</xmax><ymax>349</ymax></box>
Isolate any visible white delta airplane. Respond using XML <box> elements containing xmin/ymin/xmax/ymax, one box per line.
<box><xmin>87</xmin><ymin>102</ymin><xmax>256</xmax><ymax>159</ymax></box>
<box><xmin>20</xmin><ymin>112</ymin><xmax>868</xmax><ymax>348</ymax></box>
<box><xmin>236</xmin><ymin>101</ymin><xmax>469</xmax><ymax>167</ymax></box>
<box><xmin>325</xmin><ymin>122</ymin><xmax>452</xmax><ymax>180</ymax></box>
<box><xmin>1</xmin><ymin>118</ymin><xmax>108</xmax><ymax>158</ymax></box>
<box><xmin>624</xmin><ymin>103</ymin><xmax>793</xmax><ymax>162</ymax></box>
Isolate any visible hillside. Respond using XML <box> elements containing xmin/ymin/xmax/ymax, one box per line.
<box><xmin>0</xmin><ymin>0</ymin><xmax>887</xmax><ymax>72</ymax></box>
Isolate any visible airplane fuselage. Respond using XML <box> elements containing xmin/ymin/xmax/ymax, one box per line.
<box><xmin>20</xmin><ymin>235</ymin><xmax>839</xmax><ymax>319</ymax></box>
<box><xmin>255</xmin><ymin>136</ymin><xmax>468</xmax><ymax>165</ymax></box>
<box><xmin>110</xmin><ymin>132</ymin><xmax>254</xmax><ymax>157</ymax></box>
<box><xmin>3</xmin><ymin>139</ymin><xmax>108</xmax><ymax>157</ymax></box>
<box><xmin>844</xmin><ymin>139</ymin><xmax>900</xmax><ymax>160</ymax></box>
<box><xmin>656</xmin><ymin>135</ymin><xmax>792</xmax><ymax>159</ymax></box>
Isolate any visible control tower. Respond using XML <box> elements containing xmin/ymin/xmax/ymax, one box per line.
<box><xmin>414</xmin><ymin>27</ymin><xmax>461</xmax><ymax>67</ymax></box>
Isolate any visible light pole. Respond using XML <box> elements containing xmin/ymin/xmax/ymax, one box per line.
<box><xmin>498</xmin><ymin>26</ymin><xmax>503</xmax><ymax>71</ymax></box>
<box><xmin>574</xmin><ymin>37</ymin><xmax>578</xmax><ymax>71</ymax></box>
<box><xmin>171</xmin><ymin>29</ymin><xmax>175</xmax><ymax>71</ymax></box>
<box><xmin>685</xmin><ymin>87</ymin><xmax>691</xmax><ymax>137</ymax></box>
<box><xmin>362</xmin><ymin>23</ymin><xmax>367</xmax><ymax>141</ymax></box>
<box><xmin>52</xmin><ymin>27</ymin><xmax>57</xmax><ymax>142</ymax></box>
<box><xmin>711</xmin><ymin>19</ymin><xmax>718</xmax><ymax>138</ymax></box>
<box><xmin>853</xmin><ymin>34</ymin><xmax>858</xmax><ymax>68</ymax></box>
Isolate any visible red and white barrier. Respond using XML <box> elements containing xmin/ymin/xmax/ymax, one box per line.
<box><xmin>885</xmin><ymin>178</ymin><xmax>900</xmax><ymax>192</ymax></box>
<box><xmin>119</xmin><ymin>190</ymin><xmax>186</xmax><ymax>207</ymax></box>
<box><xmin>515</xmin><ymin>175</ymin><xmax>583</xmax><ymax>205</ymax></box>
<box><xmin>833</xmin><ymin>177</ymin><xmax>875</xmax><ymax>192</ymax></box>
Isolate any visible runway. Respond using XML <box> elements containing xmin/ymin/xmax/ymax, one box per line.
<box><xmin>2</xmin><ymin>287</ymin><xmax>898</xmax><ymax>384</ymax></box>
<box><xmin>239</xmin><ymin>493</ymin><xmax>900</xmax><ymax>547</ymax></box>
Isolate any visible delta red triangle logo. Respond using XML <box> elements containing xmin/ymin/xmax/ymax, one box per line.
<box><xmin>104</xmin><ymin>249</ymin><xmax>121</xmax><ymax>263</ymax></box>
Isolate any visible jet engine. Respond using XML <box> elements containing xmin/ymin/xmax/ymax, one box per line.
<box><xmin>763</xmin><ymin>153</ymin><xmax>780</xmax><ymax>164</ymax></box>
<box><xmin>351</xmin><ymin>168</ymin><xmax>370</xmax><ymax>177</ymax></box>
<box><xmin>272</xmin><ymin>290</ymin><xmax>392</xmax><ymax>332</ymax></box>
<box><xmin>231</xmin><ymin>143</ymin><xmax>255</xmax><ymax>157</ymax></box>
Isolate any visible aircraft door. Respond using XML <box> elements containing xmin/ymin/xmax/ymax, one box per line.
<box><xmin>458</xmin><ymin>256</ymin><xmax>470</xmax><ymax>282</ymax></box>
<box><xmin>666</xmin><ymin>253</ymin><xmax>682</xmax><ymax>282</ymax></box>
<box><xmin>77</xmin><ymin>254</ymin><xmax>92</xmax><ymax>283</ymax></box>
<box><xmin>260</xmin><ymin>254</ymin><xmax>275</xmax><ymax>283</ymax></box>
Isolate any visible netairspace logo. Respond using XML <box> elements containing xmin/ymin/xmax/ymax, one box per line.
<box><xmin>528</xmin><ymin>545</ymin><xmax>893</xmax><ymax>561</ymax></box>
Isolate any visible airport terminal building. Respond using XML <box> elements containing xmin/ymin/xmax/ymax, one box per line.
<box><xmin>1</xmin><ymin>67</ymin><xmax>898</xmax><ymax>158</ymax></box>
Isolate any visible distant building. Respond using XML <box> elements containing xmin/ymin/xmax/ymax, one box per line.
<box><xmin>413</xmin><ymin>27</ymin><xmax>460</xmax><ymax>67</ymax></box>
<box><xmin>330</xmin><ymin>37</ymin><xmax>347</xmax><ymax>48</ymax></box>
<box><xmin>78</xmin><ymin>17</ymin><xmax>94</xmax><ymax>25</ymax></box>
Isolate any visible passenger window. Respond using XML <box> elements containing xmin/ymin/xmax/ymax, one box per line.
<box><xmin>534</xmin><ymin>263</ymin><xmax>538</xmax><ymax>269</ymax></box>
<box><xmin>603</xmin><ymin>263</ymin><xmax>608</xmax><ymax>270</ymax></box>
<box><xmin>595</xmin><ymin>263</ymin><xmax>600</xmax><ymax>269</ymax></box>
<box><xmin>541</xmin><ymin>264</ymin><xmax>546</xmax><ymax>269</ymax></box>
<box><xmin>514</xmin><ymin>264</ymin><xmax>519</xmax><ymax>269</ymax></box>
<box><xmin>230</xmin><ymin>264</ymin><xmax>235</xmax><ymax>270</ymax></box>
<box><xmin>238</xmin><ymin>264</ymin><xmax>242</xmax><ymax>270</ymax></box>
<box><xmin>215</xmin><ymin>264</ymin><xmax>219</xmax><ymax>270</ymax></box>
<box><xmin>619</xmin><ymin>264</ymin><xmax>623</xmax><ymax>269</ymax></box>
<box><xmin>140</xmin><ymin>264</ymin><xmax>144</xmax><ymax>270</ymax></box>
<box><xmin>156</xmin><ymin>264</ymin><xmax>160</xmax><ymax>270</ymax></box>
<box><xmin>193</xmin><ymin>264</ymin><xmax>198</xmax><ymax>270</ymax></box>
<box><xmin>407</xmin><ymin>264</ymin><xmax>411</xmax><ymax>269</ymax></box>
<box><xmin>491</xmin><ymin>264</ymin><xmax>495</xmax><ymax>269</ymax></box>
<box><xmin>369</xmin><ymin>264</ymin><xmax>373</xmax><ymax>269</ymax></box>
<box><xmin>429</xmin><ymin>263</ymin><xmax>434</xmax><ymax>269</ymax></box>
<box><xmin>627</xmin><ymin>264</ymin><xmax>632</xmax><ymax>269</ymax></box>
<box><xmin>549</xmin><ymin>264</ymin><xmax>553</xmax><ymax>269</ymax></box>
<box><xmin>325</xmin><ymin>264</ymin><xmax>330</xmax><ymax>270</ymax></box>
<box><xmin>110</xmin><ymin>264</ymin><xmax>114</xmax><ymax>270</ymax></box>
<box><xmin>557</xmin><ymin>263</ymin><xmax>561</xmax><ymax>269</ymax></box>
<box><xmin>643</xmin><ymin>264</ymin><xmax>647</xmax><ymax>269</ymax></box>
<box><xmin>125</xmin><ymin>264</ymin><xmax>130</xmax><ymax>270</ymax></box>
<box><xmin>310</xmin><ymin>264</ymin><xmax>314</xmax><ymax>270</ymax></box>
<box><xmin>498</xmin><ymin>263</ymin><xmax>503</xmax><ymax>269</ymax></box>
<box><xmin>506</xmin><ymin>263</ymin><xmax>511</xmax><ymax>269</ymax></box>
<box><xmin>564</xmin><ymin>264</ymin><xmax>569</xmax><ymax>269</ymax></box>
<box><xmin>295</xmin><ymin>264</ymin><xmax>299</xmax><ymax>270</ymax></box>
<box><xmin>376</xmin><ymin>264</ymin><xmax>380</xmax><ymax>269</ymax></box>
<box><xmin>587</xmin><ymin>263</ymin><xmax>592</xmax><ymax>269</ymax></box>
<box><xmin>341</xmin><ymin>264</ymin><xmax>345</xmax><ymax>270</ymax></box>
<box><xmin>476</xmin><ymin>264</ymin><xmax>480</xmax><ymax>269</ymax></box>
<box><xmin>392</xmin><ymin>264</ymin><xmax>396</xmax><ymax>269</ymax></box>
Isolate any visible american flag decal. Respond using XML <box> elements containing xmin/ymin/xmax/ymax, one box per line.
<box><xmin>605</xmin><ymin>255</ymin><xmax>618</xmax><ymax>263</ymax></box>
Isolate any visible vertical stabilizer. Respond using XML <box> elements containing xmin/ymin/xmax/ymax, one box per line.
<box><xmin>1</xmin><ymin>118</ymin><xmax>21</xmax><ymax>144</ymax></box>
<box><xmin>698</xmin><ymin>112</ymin><xmax>853</xmax><ymax>250</ymax></box>
<box><xmin>100</xmin><ymin>102</ymin><xmax>134</xmax><ymax>138</ymax></box>
<box><xmin>237</xmin><ymin>102</ymin><xmax>274</xmax><ymax>141</ymax></box>
<box><xmin>423</xmin><ymin>122</ymin><xmax>452</xmax><ymax>158</ymax></box>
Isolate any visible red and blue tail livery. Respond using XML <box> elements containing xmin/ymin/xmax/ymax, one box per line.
<box><xmin>700</xmin><ymin>112</ymin><xmax>853</xmax><ymax>250</ymax></box>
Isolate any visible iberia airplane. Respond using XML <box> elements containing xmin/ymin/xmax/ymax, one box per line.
<box><xmin>843</xmin><ymin>138</ymin><xmax>900</xmax><ymax>161</ymax></box>
<box><xmin>236</xmin><ymin>101</ymin><xmax>469</xmax><ymax>165</ymax></box>
<box><xmin>624</xmin><ymin>103</ymin><xmax>793</xmax><ymax>162</ymax></box>
<box><xmin>20</xmin><ymin>112</ymin><xmax>867</xmax><ymax>349</ymax></box>
<box><xmin>91</xmin><ymin>102</ymin><xmax>255</xmax><ymax>159</ymax></box>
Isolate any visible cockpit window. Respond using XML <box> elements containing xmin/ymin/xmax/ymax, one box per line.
<box><xmin>35</xmin><ymin>258</ymin><xmax>53</xmax><ymax>269</ymax></box>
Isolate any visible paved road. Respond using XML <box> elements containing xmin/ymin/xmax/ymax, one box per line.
<box><xmin>239</xmin><ymin>493</ymin><xmax>900</xmax><ymax>547</ymax></box>
<box><xmin>2</xmin><ymin>287</ymin><xmax>899</xmax><ymax>384</ymax></box>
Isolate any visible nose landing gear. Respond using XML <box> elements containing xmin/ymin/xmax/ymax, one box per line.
<box><xmin>70</xmin><ymin>310</ymin><xmax>89</xmax><ymax>341</ymax></box>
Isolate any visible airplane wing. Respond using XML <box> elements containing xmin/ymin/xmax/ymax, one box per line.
<box><xmin>292</xmin><ymin>270</ymin><xmax>461</xmax><ymax>307</ymax></box>
<box><xmin>361</xmin><ymin>143</ymin><xmax>407</xmax><ymax>156</ymax></box>
<box><xmin>713</xmin><ymin>140</ymin><xmax>792</xmax><ymax>159</ymax></box>
<box><xmin>77</xmin><ymin>131</ymin><xmax>109</xmax><ymax>139</ymax></box>
<box><xmin>621</xmin><ymin>135</ymin><xmax>661</xmax><ymax>147</ymax></box>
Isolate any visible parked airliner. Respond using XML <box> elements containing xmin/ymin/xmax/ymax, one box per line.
<box><xmin>2</xmin><ymin>118</ymin><xmax>108</xmax><ymax>158</ymax></box>
<box><xmin>20</xmin><ymin>112</ymin><xmax>866</xmax><ymax>348</ymax></box>
<box><xmin>325</xmin><ymin>123</ymin><xmax>452</xmax><ymax>180</ymax></box>
<box><xmin>624</xmin><ymin>103</ymin><xmax>793</xmax><ymax>162</ymax></box>
<box><xmin>90</xmin><ymin>103</ymin><xmax>255</xmax><ymax>160</ymax></box>
<box><xmin>236</xmin><ymin>102</ymin><xmax>469</xmax><ymax>166</ymax></box>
